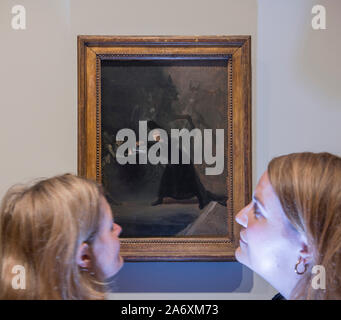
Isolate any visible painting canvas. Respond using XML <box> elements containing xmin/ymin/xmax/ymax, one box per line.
<box><xmin>101</xmin><ymin>59</ymin><xmax>228</xmax><ymax>238</ymax></box>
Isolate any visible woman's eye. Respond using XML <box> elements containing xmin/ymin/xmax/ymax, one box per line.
<box><xmin>253</xmin><ymin>203</ymin><xmax>262</xmax><ymax>219</ymax></box>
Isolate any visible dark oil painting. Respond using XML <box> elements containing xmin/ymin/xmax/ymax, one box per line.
<box><xmin>101</xmin><ymin>59</ymin><xmax>229</xmax><ymax>237</ymax></box>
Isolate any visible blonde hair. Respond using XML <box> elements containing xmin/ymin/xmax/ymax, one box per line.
<box><xmin>268</xmin><ymin>152</ymin><xmax>341</xmax><ymax>299</ymax></box>
<box><xmin>0</xmin><ymin>174</ymin><xmax>107</xmax><ymax>299</ymax></box>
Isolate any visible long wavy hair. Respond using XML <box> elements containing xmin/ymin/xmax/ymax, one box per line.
<box><xmin>268</xmin><ymin>152</ymin><xmax>341</xmax><ymax>299</ymax></box>
<box><xmin>0</xmin><ymin>174</ymin><xmax>107</xmax><ymax>299</ymax></box>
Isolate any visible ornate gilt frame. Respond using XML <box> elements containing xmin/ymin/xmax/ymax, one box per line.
<box><xmin>78</xmin><ymin>35</ymin><xmax>251</xmax><ymax>261</ymax></box>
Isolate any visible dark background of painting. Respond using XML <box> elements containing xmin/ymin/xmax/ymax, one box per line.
<box><xmin>101</xmin><ymin>59</ymin><xmax>228</xmax><ymax>237</ymax></box>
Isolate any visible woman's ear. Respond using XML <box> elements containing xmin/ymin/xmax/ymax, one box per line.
<box><xmin>298</xmin><ymin>234</ymin><xmax>313</xmax><ymax>265</ymax></box>
<box><xmin>76</xmin><ymin>242</ymin><xmax>92</xmax><ymax>269</ymax></box>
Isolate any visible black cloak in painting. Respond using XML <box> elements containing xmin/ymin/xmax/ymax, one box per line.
<box><xmin>147</xmin><ymin>120</ymin><xmax>227</xmax><ymax>209</ymax></box>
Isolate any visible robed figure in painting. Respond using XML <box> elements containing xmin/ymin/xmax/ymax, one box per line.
<box><xmin>146</xmin><ymin>120</ymin><xmax>227</xmax><ymax>210</ymax></box>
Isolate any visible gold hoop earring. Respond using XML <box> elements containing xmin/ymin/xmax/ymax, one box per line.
<box><xmin>295</xmin><ymin>257</ymin><xmax>307</xmax><ymax>275</ymax></box>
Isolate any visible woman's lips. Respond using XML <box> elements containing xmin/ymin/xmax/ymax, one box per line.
<box><xmin>239</xmin><ymin>233</ymin><xmax>248</xmax><ymax>245</ymax></box>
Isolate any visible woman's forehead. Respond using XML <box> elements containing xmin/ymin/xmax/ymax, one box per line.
<box><xmin>100</xmin><ymin>197</ymin><xmax>113</xmax><ymax>219</ymax></box>
<box><xmin>255</xmin><ymin>172</ymin><xmax>280</xmax><ymax>212</ymax></box>
<box><xmin>255</xmin><ymin>172</ymin><xmax>272</xmax><ymax>198</ymax></box>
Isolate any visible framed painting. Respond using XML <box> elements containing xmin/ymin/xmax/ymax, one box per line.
<box><xmin>78</xmin><ymin>35</ymin><xmax>251</xmax><ymax>261</ymax></box>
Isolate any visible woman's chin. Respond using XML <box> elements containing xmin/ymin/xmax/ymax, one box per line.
<box><xmin>102</xmin><ymin>257</ymin><xmax>124</xmax><ymax>279</ymax></box>
<box><xmin>235</xmin><ymin>246</ymin><xmax>248</xmax><ymax>265</ymax></box>
<box><xmin>235</xmin><ymin>246</ymin><xmax>242</xmax><ymax>262</ymax></box>
<box><xmin>113</xmin><ymin>256</ymin><xmax>124</xmax><ymax>276</ymax></box>
<box><xmin>118</xmin><ymin>256</ymin><xmax>124</xmax><ymax>270</ymax></box>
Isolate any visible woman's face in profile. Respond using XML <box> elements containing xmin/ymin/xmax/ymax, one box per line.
<box><xmin>92</xmin><ymin>197</ymin><xmax>123</xmax><ymax>279</ymax></box>
<box><xmin>235</xmin><ymin>172</ymin><xmax>305</xmax><ymax>296</ymax></box>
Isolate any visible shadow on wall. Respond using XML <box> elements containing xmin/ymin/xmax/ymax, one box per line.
<box><xmin>109</xmin><ymin>262</ymin><xmax>253</xmax><ymax>293</ymax></box>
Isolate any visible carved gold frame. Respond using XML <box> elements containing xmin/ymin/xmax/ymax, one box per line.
<box><xmin>78</xmin><ymin>36</ymin><xmax>251</xmax><ymax>261</ymax></box>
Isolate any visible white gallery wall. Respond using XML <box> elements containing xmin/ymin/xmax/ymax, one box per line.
<box><xmin>0</xmin><ymin>0</ymin><xmax>340</xmax><ymax>299</ymax></box>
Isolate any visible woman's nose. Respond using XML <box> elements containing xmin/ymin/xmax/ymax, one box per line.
<box><xmin>235</xmin><ymin>203</ymin><xmax>250</xmax><ymax>228</ymax></box>
<box><xmin>115</xmin><ymin>223</ymin><xmax>122</xmax><ymax>236</ymax></box>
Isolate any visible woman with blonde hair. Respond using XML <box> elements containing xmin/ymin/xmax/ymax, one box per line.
<box><xmin>235</xmin><ymin>152</ymin><xmax>341</xmax><ymax>299</ymax></box>
<box><xmin>0</xmin><ymin>174</ymin><xmax>123</xmax><ymax>299</ymax></box>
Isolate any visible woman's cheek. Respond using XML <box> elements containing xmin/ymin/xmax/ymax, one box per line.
<box><xmin>112</xmin><ymin>238</ymin><xmax>121</xmax><ymax>259</ymax></box>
